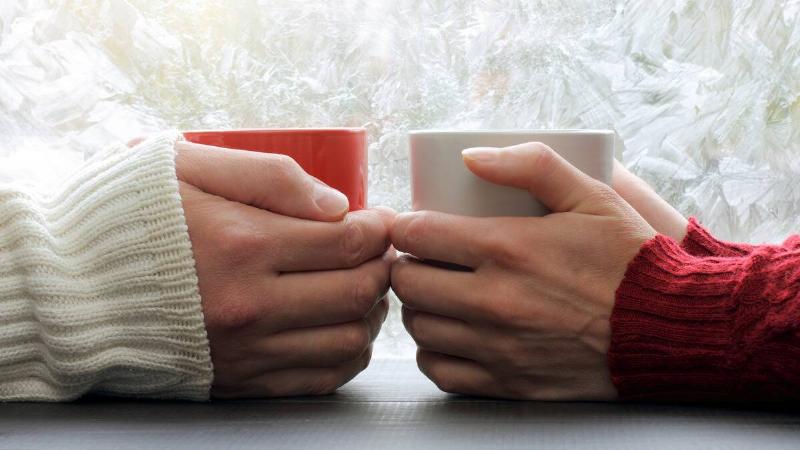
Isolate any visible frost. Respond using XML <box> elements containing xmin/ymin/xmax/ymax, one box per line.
<box><xmin>1</xmin><ymin>0</ymin><xmax>799</xmax><ymax>356</ymax></box>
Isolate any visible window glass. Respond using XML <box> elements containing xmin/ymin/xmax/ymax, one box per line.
<box><xmin>1</xmin><ymin>1</ymin><xmax>797</xmax><ymax>356</ymax></box>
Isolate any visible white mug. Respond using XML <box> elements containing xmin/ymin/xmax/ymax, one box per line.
<box><xmin>409</xmin><ymin>130</ymin><xmax>615</xmax><ymax>216</ymax></box>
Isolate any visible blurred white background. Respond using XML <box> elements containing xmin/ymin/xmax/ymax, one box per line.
<box><xmin>1</xmin><ymin>0</ymin><xmax>799</xmax><ymax>356</ymax></box>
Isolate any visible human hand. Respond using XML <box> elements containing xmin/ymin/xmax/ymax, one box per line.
<box><xmin>612</xmin><ymin>159</ymin><xmax>687</xmax><ymax>241</ymax></box>
<box><xmin>175</xmin><ymin>141</ymin><xmax>394</xmax><ymax>398</ymax></box>
<box><xmin>391</xmin><ymin>143</ymin><xmax>655</xmax><ymax>400</ymax></box>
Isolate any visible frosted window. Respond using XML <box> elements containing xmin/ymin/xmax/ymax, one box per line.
<box><xmin>1</xmin><ymin>1</ymin><xmax>798</xmax><ymax>356</ymax></box>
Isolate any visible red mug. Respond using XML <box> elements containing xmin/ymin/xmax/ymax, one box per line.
<box><xmin>183</xmin><ymin>128</ymin><xmax>368</xmax><ymax>210</ymax></box>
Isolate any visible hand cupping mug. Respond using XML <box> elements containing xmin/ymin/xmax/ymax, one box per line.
<box><xmin>409</xmin><ymin>130</ymin><xmax>615</xmax><ymax>216</ymax></box>
<box><xmin>184</xmin><ymin>128</ymin><xmax>368</xmax><ymax>210</ymax></box>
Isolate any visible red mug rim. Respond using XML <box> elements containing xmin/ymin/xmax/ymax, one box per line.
<box><xmin>183</xmin><ymin>127</ymin><xmax>365</xmax><ymax>135</ymax></box>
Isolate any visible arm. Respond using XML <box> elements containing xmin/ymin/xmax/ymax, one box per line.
<box><xmin>0</xmin><ymin>133</ymin><xmax>212</xmax><ymax>401</ymax></box>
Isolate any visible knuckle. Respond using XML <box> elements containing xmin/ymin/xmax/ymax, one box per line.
<box><xmin>216</xmin><ymin>223</ymin><xmax>267</xmax><ymax>262</ymax></box>
<box><xmin>482</xmin><ymin>230</ymin><xmax>523</xmax><ymax>267</ymax></box>
<box><xmin>528</xmin><ymin>142</ymin><xmax>558</xmax><ymax>172</ymax></box>
<box><xmin>341</xmin><ymin>216</ymin><xmax>368</xmax><ymax>266</ymax></box>
<box><xmin>402</xmin><ymin>212</ymin><xmax>433</xmax><ymax>247</ymax></box>
<box><xmin>351</xmin><ymin>273</ymin><xmax>381</xmax><ymax>317</ymax></box>
<box><xmin>269</xmin><ymin>153</ymin><xmax>301</xmax><ymax>174</ymax></box>
<box><xmin>336</xmin><ymin>323</ymin><xmax>371</xmax><ymax>361</ymax></box>
<box><xmin>263</xmin><ymin>154</ymin><xmax>306</xmax><ymax>189</ymax></box>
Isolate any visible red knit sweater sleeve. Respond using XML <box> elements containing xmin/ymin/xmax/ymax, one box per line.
<box><xmin>681</xmin><ymin>217</ymin><xmax>800</xmax><ymax>257</ymax></box>
<box><xmin>681</xmin><ymin>217</ymin><xmax>756</xmax><ymax>257</ymax></box>
<box><xmin>609</xmin><ymin>227</ymin><xmax>800</xmax><ymax>402</ymax></box>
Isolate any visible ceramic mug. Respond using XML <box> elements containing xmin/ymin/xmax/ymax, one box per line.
<box><xmin>184</xmin><ymin>128</ymin><xmax>368</xmax><ymax>210</ymax></box>
<box><xmin>409</xmin><ymin>130</ymin><xmax>614</xmax><ymax>216</ymax></box>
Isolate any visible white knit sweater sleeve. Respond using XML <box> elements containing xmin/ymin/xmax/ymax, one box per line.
<box><xmin>0</xmin><ymin>132</ymin><xmax>213</xmax><ymax>401</ymax></box>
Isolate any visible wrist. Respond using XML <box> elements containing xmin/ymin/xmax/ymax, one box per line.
<box><xmin>609</xmin><ymin>235</ymin><xmax>744</xmax><ymax>401</ymax></box>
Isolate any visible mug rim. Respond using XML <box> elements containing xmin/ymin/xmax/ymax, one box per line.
<box><xmin>408</xmin><ymin>128</ymin><xmax>613</xmax><ymax>135</ymax></box>
<box><xmin>183</xmin><ymin>127</ymin><xmax>365</xmax><ymax>135</ymax></box>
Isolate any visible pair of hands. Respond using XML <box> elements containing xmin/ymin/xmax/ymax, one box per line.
<box><xmin>174</xmin><ymin>140</ymin><xmax>686</xmax><ymax>400</ymax></box>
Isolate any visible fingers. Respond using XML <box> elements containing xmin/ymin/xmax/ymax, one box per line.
<box><xmin>271</xmin><ymin>207</ymin><xmax>395</xmax><ymax>272</ymax></box>
<box><xmin>416</xmin><ymin>350</ymin><xmax>500</xmax><ymax>398</ymax></box>
<box><xmin>462</xmin><ymin>142</ymin><xmax>612</xmax><ymax>214</ymax></box>
<box><xmin>402</xmin><ymin>307</ymin><xmax>485</xmax><ymax>361</ymax></box>
<box><xmin>265</xmin><ymin>300</ymin><xmax>388</xmax><ymax>370</ymax></box>
<box><xmin>391</xmin><ymin>255</ymin><xmax>492</xmax><ymax>323</ymax></box>
<box><xmin>212</xmin><ymin>350</ymin><xmax>372</xmax><ymax>399</ymax></box>
<box><xmin>611</xmin><ymin>159</ymin><xmax>688</xmax><ymax>241</ymax></box>
<box><xmin>175</xmin><ymin>141</ymin><xmax>349</xmax><ymax>221</ymax></box>
<box><xmin>265</xmin><ymin>251</ymin><xmax>394</xmax><ymax>331</ymax></box>
<box><xmin>391</xmin><ymin>210</ymin><xmax>503</xmax><ymax>268</ymax></box>
<box><xmin>236</xmin><ymin>299</ymin><xmax>388</xmax><ymax>375</ymax></box>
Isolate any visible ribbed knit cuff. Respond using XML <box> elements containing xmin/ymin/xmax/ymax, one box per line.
<box><xmin>609</xmin><ymin>234</ymin><xmax>800</xmax><ymax>402</ymax></box>
<box><xmin>680</xmin><ymin>217</ymin><xmax>755</xmax><ymax>257</ymax></box>
<box><xmin>0</xmin><ymin>132</ymin><xmax>212</xmax><ymax>401</ymax></box>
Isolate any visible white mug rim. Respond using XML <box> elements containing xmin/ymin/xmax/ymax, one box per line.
<box><xmin>408</xmin><ymin>129</ymin><xmax>613</xmax><ymax>136</ymax></box>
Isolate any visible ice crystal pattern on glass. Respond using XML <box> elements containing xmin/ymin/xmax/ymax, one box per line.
<box><xmin>1</xmin><ymin>0</ymin><xmax>798</xmax><ymax>356</ymax></box>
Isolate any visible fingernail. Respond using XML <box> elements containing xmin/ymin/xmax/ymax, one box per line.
<box><xmin>462</xmin><ymin>147</ymin><xmax>499</xmax><ymax>162</ymax></box>
<box><xmin>313</xmin><ymin>180</ymin><xmax>349</xmax><ymax>215</ymax></box>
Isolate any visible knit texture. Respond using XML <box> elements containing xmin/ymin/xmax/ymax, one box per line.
<box><xmin>609</xmin><ymin>227</ymin><xmax>800</xmax><ymax>402</ymax></box>
<box><xmin>682</xmin><ymin>217</ymin><xmax>800</xmax><ymax>256</ymax></box>
<box><xmin>681</xmin><ymin>217</ymin><xmax>756</xmax><ymax>257</ymax></box>
<box><xmin>0</xmin><ymin>133</ymin><xmax>212</xmax><ymax>401</ymax></box>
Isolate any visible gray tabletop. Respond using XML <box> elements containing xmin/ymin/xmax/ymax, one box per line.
<box><xmin>1</xmin><ymin>358</ymin><xmax>798</xmax><ymax>450</ymax></box>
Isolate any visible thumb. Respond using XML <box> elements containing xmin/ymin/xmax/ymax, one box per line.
<box><xmin>175</xmin><ymin>141</ymin><xmax>349</xmax><ymax>221</ymax></box>
<box><xmin>462</xmin><ymin>142</ymin><xmax>610</xmax><ymax>214</ymax></box>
